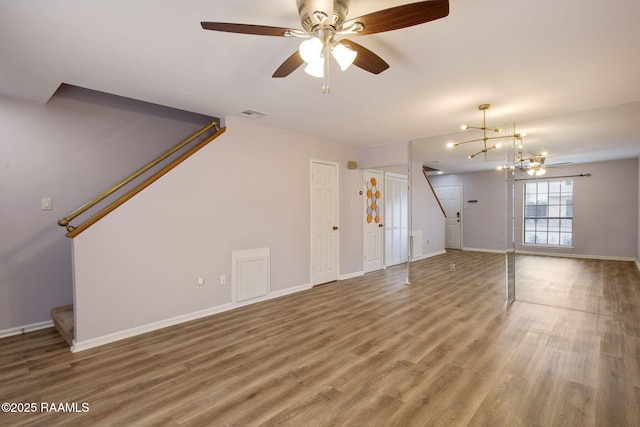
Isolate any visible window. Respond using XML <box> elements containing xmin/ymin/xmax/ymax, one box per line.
<box><xmin>523</xmin><ymin>179</ymin><xmax>573</xmax><ymax>246</ymax></box>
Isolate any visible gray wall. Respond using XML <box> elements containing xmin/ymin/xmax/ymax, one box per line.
<box><xmin>0</xmin><ymin>86</ymin><xmax>212</xmax><ymax>331</ymax></box>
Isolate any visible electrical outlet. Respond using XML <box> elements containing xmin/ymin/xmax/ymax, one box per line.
<box><xmin>220</xmin><ymin>274</ymin><xmax>226</xmax><ymax>285</ymax></box>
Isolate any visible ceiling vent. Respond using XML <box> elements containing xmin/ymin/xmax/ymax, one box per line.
<box><xmin>237</xmin><ymin>109</ymin><xmax>269</xmax><ymax>119</ymax></box>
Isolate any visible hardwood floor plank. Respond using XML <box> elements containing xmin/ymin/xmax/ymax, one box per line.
<box><xmin>1</xmin><ymin>251</ymin><xmax>639</xmax><ymax>425</ymax></box>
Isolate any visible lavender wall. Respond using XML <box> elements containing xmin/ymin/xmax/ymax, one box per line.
<box><xmin>429</xmin><ymin>170</ymin><xmax>507</xmax><ymax>252</ymax></box>
<box><xmin>411</xmin><ymin>162</ymin><xmax>446</xmax><ymax>256</ymax></box>
<box><xmin>0</xmin><ymin>86</ymin><xmax>212</xmax><ymax>333</ymax></box>
<box><xmin>514</xmin><ymin>158</ymin><xmax>638</xmax><ymax>258</ymax></box>
<box><xmin>426</xmin><ymin>159</ymin><xmax>638</xmax><ymax>259</ymax></box>
<box><xmin>72</xmin><ymin>116</ymin><xmax>361</xmax><ymax>345</ymax></box>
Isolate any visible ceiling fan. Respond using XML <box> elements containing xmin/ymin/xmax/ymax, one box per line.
<box><xmin>201</xmin><ymin>0</ymin><xmax>449</xmax><ymax>92</ymax></box>
<box><xmin>516</xmin><ymin>153</ymin><xmax>571</xmax><ymax>176</ymax></box>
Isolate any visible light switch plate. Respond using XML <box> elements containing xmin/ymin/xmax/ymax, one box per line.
<box><xmin>41</xmin><ymin>198</ymin><xmax>52</xmax><ymax>210</ymax></box>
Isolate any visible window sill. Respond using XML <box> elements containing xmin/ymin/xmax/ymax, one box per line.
<box><xmin>521</xmin><ymin>244</ymin><xmax>574</xmax><ymax>250</ymax></box>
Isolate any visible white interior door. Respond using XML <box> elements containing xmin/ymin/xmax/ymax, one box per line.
<box><xmin>311</xmin><ymin>160</ymin><xmax>339</xmax><ymax>285</ymax></box>
<box><xmin>434</xmin><ymin>185</ymin><xmax>462</xmax><ymax>249</ymax></box>
<box><xmin>363</xmin><ymin>170</ymin><xmax>384</xmax><ymax>273</ymax></box>
<box><xmin>384</xmin><ymin>172</ymin><xmax>408</xmax><ymax>267</ymax></box>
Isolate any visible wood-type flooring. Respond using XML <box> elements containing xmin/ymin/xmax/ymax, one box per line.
<box><xmin>1</xmin><ymin>250</ymin><xmax>639</xmax><ymax>426</ymax></box>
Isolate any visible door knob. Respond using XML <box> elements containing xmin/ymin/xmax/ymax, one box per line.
<box><xmin>378</xmin><ymin>224</ymin><xmax>384</xmax><ymax>227</ymax></box>
<box><xmin>333</xmin><ymin>226</ymin><xmax>339</xmax><ymax>230</ymax></box>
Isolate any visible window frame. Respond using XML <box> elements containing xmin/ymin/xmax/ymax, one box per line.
<box><xmin>522</xmin><ymin>178</ymin><xmax>574</xmax><ymax>248</ymax></box>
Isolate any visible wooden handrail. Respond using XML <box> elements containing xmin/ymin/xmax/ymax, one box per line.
<box><xmin>60</xmin><ymin>123</ymin><xmax>226</xmax><ymax>238</ymax></box>
<box><xmin>422</xmin><ymin>167</ymin><xmax>447</xmax><ymax>218</ymax></box>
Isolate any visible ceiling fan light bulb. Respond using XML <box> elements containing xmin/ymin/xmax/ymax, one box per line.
<box><xmin>468</xmin><ymin>153</ymin><xmax>475</xmax><ymax>159</ymax></box>
<box><xmin>536</xmin><ymin>168</ymin><xmax>546</xmax><ymax>176</ymax></box>
<box><xmin>495</xmin><ymin>143</ymin><xmax>502</xmax><ymax>148</ymax></box>
<box><xmin>299</xmin><ymin>38</ymin><xmax>323</xmax><ymax>63</ymax></box>
<box><xmin>460</xmin><ymin>124</ymin><xmax>468</xmax><ymax>130</ymax></box>
<box><xmin>446</xmin><ymin>142</ymin><xmax>455</xmax><ymax>148</ymax></box>
<box><xmin>527</xmin><ymin>169</ymin><xmax>535</xmax><ymax>176</ymax></box>
<box><xmin>332</xmin><ymin>43</ymin><xmax>357</xmax><ymax>71</ymax></box>
<box><xmin>304</xmin><ymin>58</ymin><xmax>325</xmax><ymax>78</ymax></box>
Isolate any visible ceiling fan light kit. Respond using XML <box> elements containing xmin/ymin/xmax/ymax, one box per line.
<box><xmin>201</xmin><ymin>0</ymin><xmax>450</xmax><ymax>93</ymax></box>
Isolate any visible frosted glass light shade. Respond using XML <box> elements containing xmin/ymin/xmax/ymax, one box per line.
<box><xmin>299</xmin><ymin>38</ymin><xmax>323</xmax><ymax>63</ymax></box>
<box><xmin>304</xmin><ymin>58</ymin><xmax>325</xmax><ymax>78</ymax></box>
<box><xmin>332</xmin><ymin>43</ymin><xmax>357</xmax><ymax>71</ymax></box>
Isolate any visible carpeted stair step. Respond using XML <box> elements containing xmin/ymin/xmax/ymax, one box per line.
<box><xmin>50</xmin><ymin>305</ymin><xmax>74</xmax><ymax>345</ymax></box>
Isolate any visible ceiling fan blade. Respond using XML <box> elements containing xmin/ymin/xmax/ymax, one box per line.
<box><xmin>272</xmin><ymin>51</ymin><xmax>305</xmax><ymax>78</ymax></box>
<box><xmin>343</xmin><ymin>0</ymin><xmax>449</xmax><ymax>36</ymax></box>
<box><xmin>201</xmin><ymin>22</ymin><xmax>296</xmax><ymax>37</ymax></box>
<box><xmin>339</xmin><ymin>40</ymin><xmax>389</xmax><ymax>74</ymax></box>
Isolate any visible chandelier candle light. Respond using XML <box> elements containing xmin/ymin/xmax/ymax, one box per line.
<box><xmin>447</xmin><ymin>104</ymin><xmax>525</xmax><ymax>161</ymax></box>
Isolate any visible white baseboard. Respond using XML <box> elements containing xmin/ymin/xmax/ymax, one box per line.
<box><xmin>412</xmin><ymin>250</ymin><xmax>446</xmax><ymax>261</ymax></box>
<box><xmin>636</xmin><ymin>258</ymin><xmax>640</xmax><ymax>271</ymax></box>
<box><xmin>339</xmin><ymin>271</ymin><xmax>364</xmax><ymax>280</ymax></box>
<box><xmin>71</xmin><ymin>283</ymin><xmax>313</xmax><ymax>353</ymax></box>
<box><xmin>0</xmin><ymin>320</ymin><xmax>54</xmax><ymax>339</ymax></box>
<box><xmin>462</xmin><ymin>247</ymin><xmax>505</xmax><ymax>254</ymax></box>
<box><xmin>516</xmin><ymin>249</ymin><xmax>636</xmax><ymax>262</ymax></box>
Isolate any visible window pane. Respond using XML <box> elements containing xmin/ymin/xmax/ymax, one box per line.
<box><xmin>537</xmin><ymin>181</ymin><xmax>548</xmax><ymax>193</ymax></box>
<box><xmin>524</xmin><ymin>231</ymin><xmax>536</xmax><ymax>244</ymax></box>
<box><xmin>535</xmin><ymin>232</ymin><xmax>548</xmax><ymax>244</ymax></box>
<box><xmin>548</xmin><ymin>205</ymin><xmax>560</xmax><ymax>218</ymax></box>
<box><xmin>536</xmin><ymin>219</ymin><xmax>548</xmax><ymax>231</ymax></box>
<box><xmin>537</xmin><ymin>193</ymin><xmax>548</xmax><ymax>204</ymax></box>
<box><xmin>522</xmin><ymin>178</ymin><xmax>573</xmax><ymax>247</ymax></box>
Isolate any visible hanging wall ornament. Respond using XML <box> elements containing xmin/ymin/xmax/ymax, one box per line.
<box><xmin>366</xmin><ymin>177</ymin><xmax>381</xmax><ymax>223</ymax></box>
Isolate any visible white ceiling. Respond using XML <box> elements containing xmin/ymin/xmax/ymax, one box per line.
<box><xmin>1</xmin><ymin>0</ymin><xmax>639</xmax><ymax>173</ymax></box>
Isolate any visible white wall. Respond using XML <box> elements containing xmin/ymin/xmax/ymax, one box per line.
<box><xmin>0</xmin><ymin>86</ymin><xmax>212</xmax><ymax>333</ymax></box>
<box><xmin>72</xmin><ymin>116</ymin><xmax>361</xmax><ymax>346</ymax></box>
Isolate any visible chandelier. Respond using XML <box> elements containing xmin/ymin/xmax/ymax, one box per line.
<box><xmin>497</xmin><ymin>134</ymin><xmax>546</xmax><ymax>175</ymax></box>
<box><xmin>447</xmin><ymin>104</ymin><xmax>524</xmax><ymax>161</ymax></box>
<box><xmin>517</xmin><ymin>139</ymin><xmax>548</xmax><ymax>176</ymax></box>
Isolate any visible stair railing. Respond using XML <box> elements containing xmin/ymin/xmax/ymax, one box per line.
<box><xmin>422</xmin><ymin>166</ymin><xmax>447</xmax><ymax>218</ymax></box>
<box><xmin>58</xmin><ymin>120</ymin><xmax>225</xmax><ymax>237</ymax></box>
